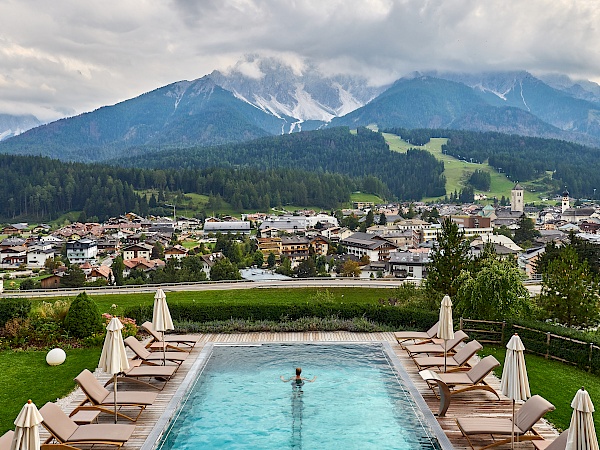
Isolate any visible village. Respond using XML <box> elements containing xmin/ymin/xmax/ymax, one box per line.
<box><xmin>0</xmin><ymin>183</ymin><xmax>597</xmax><ymax>291</ymax></box>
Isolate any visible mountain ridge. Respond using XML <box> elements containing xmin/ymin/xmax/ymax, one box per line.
<box><xmin>3</xmin><ymin>62</ymin><xmax>600</xmax><ymax>161</ymax></box>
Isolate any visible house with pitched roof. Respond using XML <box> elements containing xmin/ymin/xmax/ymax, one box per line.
<box><xmin>341</xmin><ymin>232</ymin><xmax>398</xmax><ymax>262</ymax></box>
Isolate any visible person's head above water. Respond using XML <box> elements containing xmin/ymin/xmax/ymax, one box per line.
<box><xmin>296</xmin><ymin>367</ymin><xmax>302</xmax><ymax>376</ymax></box>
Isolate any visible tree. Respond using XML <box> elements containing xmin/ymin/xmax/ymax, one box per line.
<box><xmin>112</xmin><ymin>256</ymin><xmax>125</xmax><ymax>286</ymax></box>
<box><xmin>296</xmin><ymin>258</ymin><xmax>317</xmax><ymax>278</ymax></box>
<box><xmin>425</xmin><ymin>218</ymin><xmax>471</xmax><ymax>298</ymax></box>
<box><xmin>276</xmin><ymin>256</ymin><xmax>293</xmax><ymax>276</ymax></box>
<box><xmin>210</xmin><ymin>258</ymin><xmax>242</xmax><ymax>281</ymax></box>
<box><xmin>455</xmin><ymin>258</ymin><xmax>531</xmax><ymax>320</ymax></box>
<box><xmin>253</xmin><ymin>251</ymin><xmax>264</xmax><ymax>268</ymax></box>
<box><xmin>513</xmin><ymin>214</ymin><xmax>540</xmax><ymax>245</ymax></box>
<box><xmin>379</xmin><ymin>213</ymin><xmax>387</xmax><ymax>225</ymax></box>
<box><xmin>44</xmin><ymin>256</ymin><xmax>63</xmax><ymax>272</ymax></box>
<box><xmin>538</xmin><ymin>246</ymin><xmax>600</xmax><ymax>328</ymax></box>
<box><xmin>61</xmin><ymin>265</ymin><xmax>86</xmax><ymax>288</ymax></box>
<box><xmin>365</xmin><ymin>210</ymin><xmax>374</xmax><ymax>227</ymax></box>
<box><xmin>151</xmin><ymin>242</ymin><xmax>165</xmax><ymax>260</ymax></box>
<box><xmin>341</xmin><ymin>260</ymin><xmax>361</xmax><ymax>277</ymax></box>
<box><xmin>267</xmin><ymin>252</ymin><xmax>276</xmax><ymax>268</ymax></box>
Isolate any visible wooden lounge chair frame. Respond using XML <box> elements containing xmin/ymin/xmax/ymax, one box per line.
<box><xmin>74</xmin><ymin>369</ymin><xmax>158</xmax><ymax>422</ymax></box>
<box><xmin>124</xmin><ymin>336</ymin><xmax>188</xmax><ymax>366</ymax></box>
<box><xmin>456</xmin><ymin>395</ymin><xmax>555</xmax><ymax>450</ymax></box>
<box><xmin>406</xmin><ymin>330</ymin><xmax>469</xmax><ymax>357</ymax></box>
<box><xmin>395</xmin><ymin>322</ymin><xmax>439</xmax><ymax>347</ymax></box>
<box><xmin>104</xmin><ymin>359</ymin><xmax>177</xmax><ymax>391</ymax></box>
<box><xmin>419</xmin><ymin>355</ymin><xmax>500</xmax><ymax>416</ymax></box>
<box><xmin>141</xmin><ymin>321</ymin><xmax>199</xmax><ymax>352</ymax></box>
<box><xmin>413</xmin><ymin>340</ymin><xmax>483</xmax><ymax>371</ymax></box>
<box><xmin>39</xmin><ymin>402</ymin><xmax>135</xmax><ymax>449</ymax></box>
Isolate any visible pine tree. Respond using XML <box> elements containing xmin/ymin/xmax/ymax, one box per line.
<box><xmin>425</xmin><ymin>218</ymin><xmax>471</xmax><ymax>298</ymax></box>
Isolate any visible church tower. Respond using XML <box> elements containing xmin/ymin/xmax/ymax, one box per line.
<box><xmin>562</xmin><ymin>189</ymin><xmax>570</xmax><ymax>213</ymax></box>
<box><xmin>511</xmin><ymin>183</ymin><xmax>524</xmax><ymax>213</ymax></box>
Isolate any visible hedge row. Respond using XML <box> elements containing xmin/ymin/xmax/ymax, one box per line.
<box><xmin>124</xmin><ymin>303</ymin><xmax>439</xmax><ymax>331</ymax></box>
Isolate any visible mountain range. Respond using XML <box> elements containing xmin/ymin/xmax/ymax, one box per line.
<box><xmin>0</xmin><ymin>114</ymin><xmax>41</xmax><ymax>141</ymax></box>
<box><xmin>1</xmin><ymin>57</ymin><xmax>600</xmax><ymax>162</ymax></box>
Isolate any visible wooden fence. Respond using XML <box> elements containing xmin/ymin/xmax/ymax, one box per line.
<box><xmin>459</xmin><ymin>318</ymin><xmax>600</xmax><ymax>372</ymax></box>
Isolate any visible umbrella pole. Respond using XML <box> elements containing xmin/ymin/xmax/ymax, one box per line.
<box><xmin>444</xmin><ymin>339</ymin><xmax>448</xmax><ymax>373</ymax></box>
<box><xmin>163</xmin><ymin>331</ymin><xmax>166</xmax><ymax>366</ymax></box>
<box><xmin>511</xmin><ymin>399</ymin><xmax>515</xmax><ymax>450</ymax></box>
<box><xmin>114</xmin><ymin>374</ymin><xmax>118</xmax><ymax>424</ymax></box>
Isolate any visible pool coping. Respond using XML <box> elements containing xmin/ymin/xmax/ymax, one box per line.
<box><xmin>141</xmin><ymin>340</ymin><xmax>454</xmax><ymax>450</ymax></box>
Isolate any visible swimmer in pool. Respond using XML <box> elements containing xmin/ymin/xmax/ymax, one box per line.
<box><xmin>280</xmin><ymin>367</ymin><xmax>316</xmax><ymax>387</ymax></box>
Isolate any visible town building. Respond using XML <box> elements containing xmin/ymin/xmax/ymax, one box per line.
<box><xmin>66</xmin><ymin>238</ymin><xmax>98</xmax><ymax>265</ymax></box>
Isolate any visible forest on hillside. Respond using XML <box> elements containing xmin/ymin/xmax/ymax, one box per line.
<box><xmin>116</xmin><ymin>127</ymin><xmax>447</xmax><ymax>201</ymax></box>
<box><xmin>386</xmin><ymin>128</ymin><xmax>600</xmax><ymax>197</ymax></box>
<box><xmin>0</xmin><ymin>127</ymin><xmax>448</xmax><ymax>221</ymax></box>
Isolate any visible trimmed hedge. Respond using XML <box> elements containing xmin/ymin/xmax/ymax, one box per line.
<box><xmin>64</xmin><ymin>292</ymin><xmax>103</xmax><ymax>339</ymax></box>
<box><xmin>124</xmin><ymin>303</ymin><xmax>438</xmax><ymax>331</ymax></box>
<box><xmin>0</xmin><ymin>298</ymin><xmax>31</xmax><ymax>328</ymax></box>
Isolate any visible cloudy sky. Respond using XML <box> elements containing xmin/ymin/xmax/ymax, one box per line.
<box><xmin>1</xmin><ymin>0</ymin><xmax>599</xmax><ymax>122</ymax></box>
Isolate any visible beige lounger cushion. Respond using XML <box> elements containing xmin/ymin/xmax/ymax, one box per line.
<box><xmin>76</xmin><ymin>369</ymin><xmax>158</xmax><ymax>406</ymax></box>
<box><xmin>394</xmin><ymin>322</ymin><xmax>439</xmax><ymax>340</ymax></box>
<box><xmin>124</xmin><ymin>336</ymin><xmax>188</xmax><ymax>362</ymax></box>
<box><xmin>141</xmin><ymin>322</ymin><xmax>199</xmax><ymax>343</ymax></box>
<box><xmin>406</xmin><ymin>330</ymin><xmax>468</xmax><ymax>355</ymax></box>
<box><xmin>40</xmin><ymin>402</ymin><xmax>135</xmax><ymax>444</ymax></box>
<box><xmin>414</xmin><ymin>340</ymin><xmax>483</xmax><ymax>368</ymax></box>
<box><xmin>532</xmin><ymin>429</ymin><xmax>568</xmax><ymax>450</ymax></box>
<box><xmin>458</xmin><ymin>418</ymin><xmax>526</xmax><ymax>436</ymax></box>
<box><xmin>125</xmin><ymin>364</ymin><xmax>177</xmax><ymax>377</ymax></box>
<box><xmin>0</xmin><ymin>430</ymin><xmax>14</xmax><ymax>450</ymax></box>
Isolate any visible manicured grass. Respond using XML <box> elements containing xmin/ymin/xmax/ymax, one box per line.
<box><xmin>28</xmin><ymin>288</ymin><xmax>392</xmax><ymax>315</ymax></box>
<box><xmin>480</xmin><ymin>346</ymin><xmax>600</xmax><ymax>432</ymax></box>
<box><xmin>0</xmin><ymin>347</ymin><xmax>102</xmax><ymax>434</ymax></box>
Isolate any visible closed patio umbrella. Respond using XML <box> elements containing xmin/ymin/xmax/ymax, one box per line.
<box><xmin>566</xmin><ymin>387</ymin><xmax>598</xmax><ymax>450</ymax></box>
<box><xmin>10</xmin><ymin>400</ymin><xmax>43</xmax><ymax>450</ymax></box>
<box><xmin>98</xmin><ymin>317</ymin><xmax>130</xmax><ymax>423</ymax></box>
<box><xmin>500</xmin><ymin>333</ymin><xmax>531</xmax><ymax>450</ymax></box>
<box><xmin>153</xmin><ymin>288</ymin><xmax>174</xmax><ymax>366</ymax></box>
<box><xmin>438</xmin><ymin>295</ymin><xmax>455</xmax><ymax>372</ymax></box>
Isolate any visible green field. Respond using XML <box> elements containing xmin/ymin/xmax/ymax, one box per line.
<box><xmin>382</xmin><ymin>133</ymin><xmax>549</xmax><ymax>204</ymax></box>
<box><xmin>27</xmin><ymin>288</ymin><xmax>389</xmax><ymax>316</ymax></box>
<box><xmin>349</xmin><ymin>192</ymin><xmax>384</xmax><ymax>204</ymax></box>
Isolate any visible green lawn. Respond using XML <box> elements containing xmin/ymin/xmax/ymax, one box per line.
<box><xmin>480</xmin><ymin>347</ymin><xmax>600</xmax><ymax>432</ymax></box>
<box><xmin>349</xmin><ymin>192</ymin><xmax>384</xmax><ymax>204</ymax></box>
<box><xmin>29</xmin><ymin>288</ymin><xmax>389</xmax><ymax>315</ymax></box>
<box><xmin>0</xmin><ymin>347</ymin><xmax>102</xmax><ymax>434</ymax></box>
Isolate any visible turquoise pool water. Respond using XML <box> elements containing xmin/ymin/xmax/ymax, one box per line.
<box><xmin>157</xmin><ymin>343</ymin><xmax>442</xmax><ymax>450</ymax></box>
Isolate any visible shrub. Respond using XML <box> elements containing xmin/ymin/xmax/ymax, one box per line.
<box><xmin>32</xmin><ymin>300</ymin><xmax>71</xmax><ymax>322</ymax></box>
<box><xmin>64</xmin><ymin>292</ymin><xmax>103</xmax><ymax>338</ymax></box>
<box><xmin>0</xmin><ymin>298</ymin><xmax>31</xmax><ymax>328</ymax></box>
<box><xmin>102</xmin><ymin>313</ymin><xmax>138</xmax><ymax>338</ymax></box>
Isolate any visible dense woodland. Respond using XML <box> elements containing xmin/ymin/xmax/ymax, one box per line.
<box><xmin>117</xmin><ymin>127</ymin><xmax>447</xmax><ymax>200</ymax></box>
<box><xmin>0</xmin><ymin>127</ymin><xmax>448</xmax><ymax>221</ymax></box>
<box><xmin>386</xmin><ymin>128</ymin><xmax>600</xmax><ymax>197</ymax></box>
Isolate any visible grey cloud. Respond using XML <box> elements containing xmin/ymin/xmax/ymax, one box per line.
<box><xmin>0</xmin><ymin>0</ymin><xmax>599</xmax><ymax>120</ymax></box>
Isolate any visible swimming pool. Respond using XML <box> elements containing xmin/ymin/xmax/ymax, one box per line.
<box><xmin>146</xmin><ymin>342</ymin><xmax>451</xmax><ymax>450</ymax></box>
